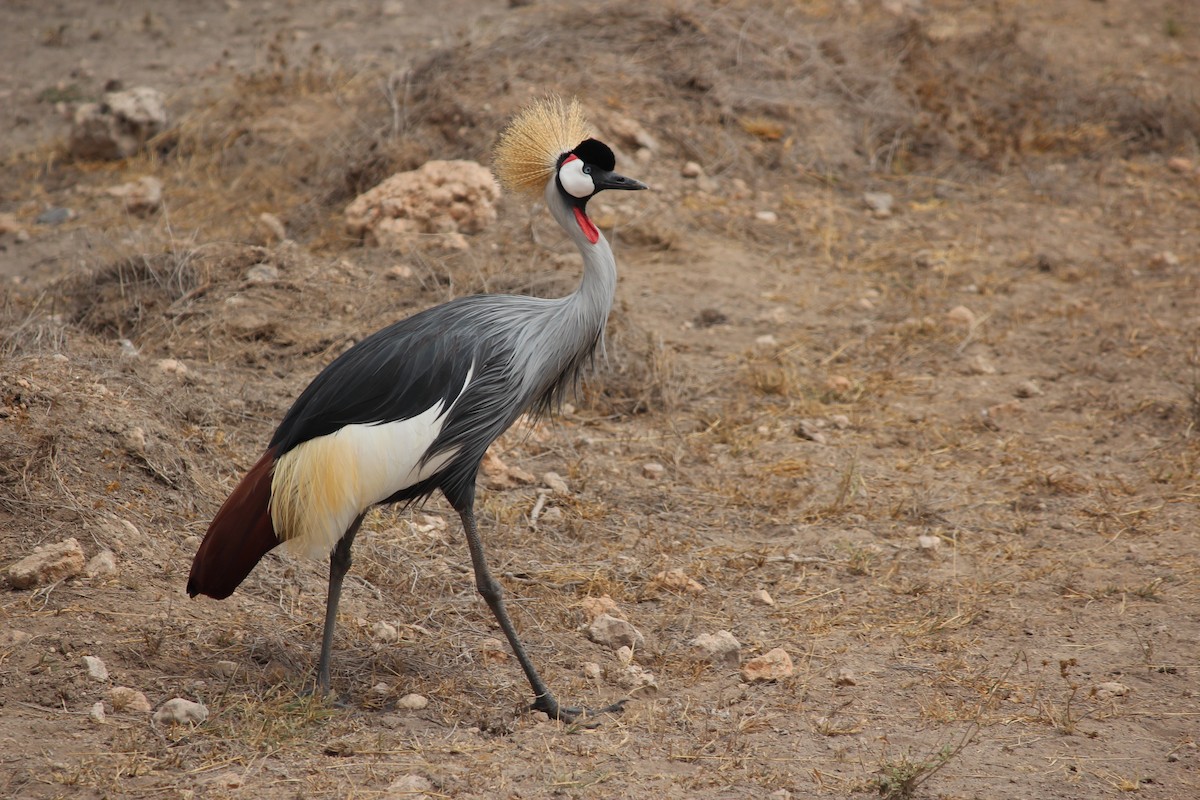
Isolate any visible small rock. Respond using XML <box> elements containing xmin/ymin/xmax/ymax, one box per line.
<box><xmin>794</xmin><ymin>419</ymin><xmax>827</xmax><ymax>444</ymax></box>
<box><xmin>967</xmin><ymin>354</ymin><xmax>996</xmax><ymax>375</ymax></box>
<box><xmin>542</xmin><ymin>471</ymin><xmax>570</xmax><ymax>496</ymax></box>
<box><xmin>83</xmin><ymin>655</ymin><xmax>109</xmax><ymax>682</ymax></box>
<box><xmin>641</xmin><ymin>462</ymin><xmax>665</xmax><ymax>480</ymax></box>
<box><xmin>946</xmin><ymin>305</ymin><xmax>976</xmax><ymax>326</ymax></box>
<box><xmin>35</xmin><ymin>207</ymin><xmax>74</xmax><ymax>226</ymax></box>
<box><xmin>0</xmin><ymin>212</ymin><xmax>28</xmax><ymax>239</ymax></box>
<box><xmin>825</xmin><ymin>375</ymin><xmax>853</xmax><ymax>393</ymax></box>
<box><xmin>1014</xmin><ymin>380</ymin><xmax>1041</xmax><ymax>399</ymax></box>
<box><xmin>917</xmin><ymin>534</ymin><xmax>941</xmax><ymax>551</ymax></box>
<box><xmin>833</xmin><ymin>667</ymin><xmax>857</xmax><ymax>687</ymax></box>
<box><xmin>69</xmin><ymin>86</ymin><xmax>169</xmax><ymax>160</ymax></box>
<box><xmin>386</xmin><ymin>774</ymin><xmax>432</xmax><ymax>799</ymax></box>
<box><xmin>153</xmin><ymin>697</ymin><xmax>208</xmax><ymax>726</ymax></box>
<box><xmin>681</xmin><ymin>161</ymin><xmax>704</xmax><ymax>178</ymax></box>
<box><xmin>650</xmin><ymin>568</ymin><xmax>705</xmax><ymax>594</ymax></box>
<box><xmin>396</xmin><ymin>693</ymin><xmax>429</xmax><ymax>711</ymax></box>
<box><xmin>245</xmin><ymin>263</ymin><xmax>280</xmax><ymax>283</ymax></box>
<box><xmin>0</xmin><ymin>628</ymin><xmax>33</xmax><ymax>648</ymax></box>
<box><xmin>372</xmin><ymin>621</ymin><xmax>399</xmax><ymax>643</ymax></box>
<box><xmin>615</xmin><ymin>663</ymin><xmax>658</xmax><ymax>694</ymax></box>
<box><xmin>1092</xmin><ymin>681</ymin><xmax>1130</xmax><ymax>701</ymax></box>
<box><xmin>689</xmin><ymin>631</ymin><xmax>741</xmax><ymax>666</ymax></box>
<box><xmin>751</xmin><ymin>589</ymin><xmax>775</xmax><ymax>606</ymax></box>
<box><xmin>156</xmin><ymin>358</ymin><xmax>187</xmax><ymax>376</ymax></box>
<box><xmin>89</xmin><ymin>702</ymin><xmax>106</xmax><ymax>725</ymax></box>
<box><xmin>581</xmin><ymin>662</ymin><xmax>602</xmax><ymax>680</ymax></box>
<box><xmin>1149</xmin><ymin>251</ymin><xmax>1180</xmax><ymax>271</ymax></box>
<box><xmin>7</xmin><ymin>538</ymin><xmax>86</xmax><ymax>589</ymax></box>
<box><xmin>829</xmin><ymin>414</ymin><xmax>851</xmax><ymax>430</ymax></box>
<box><xmin>108</xmin><ymin>687</ymin><xmax>152</xmax><ymax>713</ymax></box>
<box><xmin>1167</xmin><ymin>157</ymin><xmax>1194</xmax><ymax>173</ymax></box>
<box><xmin>755</xmin><ymin>210</ymin><xmax>778</xmax><ymax>224</ymax></box>
<box><xmin>258</xmin><ymin>212</ymin><xmax>287</xmax><ymax>242</ymax></box>
<box><xmin>122</xmin><ymin>426</ymin><xmax>147</xmax><ymax>454</ymax></box>
<box><xmin>741</xmin><ymin>648</ymin><xmax>794</xmax><ymax>683</ymax></box>
<box><xmin>693</xmin><ymin>307</ymin><xmax>729</xmax><ymax>328</ymax></box>
<box><xmin>386</xmin><ymin>264</ymin><xmax>415</xmax><ymax>280</ymax></box>
<box><xmin>586</xmin><ymin>614</ymin><xmax>645</xmax><ymax>650</ymax></box>
<box><xmin>579</xmin><ymin>595</ymin><xmax>620</xmax><ymax>622</ymax></box>
<box><xmin>755</xmin><ymin>334</ymin><xmax>779</xmax><ymax>347</ymax></box>
<box><xmin>213</xmin><ymin>660</ymin><xmax>238</xmax><ymax>678</ymax></box>
<box><xmin>768</xmin><ymin>790</ymin><xmax>794</xmax><ymax>800</ymax></box>
<box><xmin>85</xmin><ymin>550</ymin><xmax>117</xmax><ymax>579</ymax></box>
<box><xmin>863</xmin><ymin>191</ymin><xmax>894</xmax><ymax>218</ymax></box>
<box><xmin>107</xmin><ymin>176</ymin><xmax>162</xmax><ymax>215</ymax></box>
<box><xmin>370</xmin><ymin>682</ymin><xmax>392</xmax><ymax>699</ymax></box>
<box><xmin>615</xmin><ymin>645</ymin><xmax>634</xmax><ymax>666</ymax></box>
<box><xmin>479</xmin><ymin>637</ymin><xmax>510</xmax><ymax>663</ymax></box>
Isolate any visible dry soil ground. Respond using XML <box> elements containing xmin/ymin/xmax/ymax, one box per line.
<box><xmin>2</xmin><ymin>1</ymin><xmax>1200</xmax><ymax>798</ymax></box>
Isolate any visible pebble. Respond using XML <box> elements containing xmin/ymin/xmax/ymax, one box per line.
<box><xmin>586</xmin><ymin>614</ymin><xmax>645</xmax><ymax>650</ymax></box>
<box><xmin>863</xmin><ymin>191</ymin><xmax>894</xmax><ymax>217</ymax></box>
<box><xmin>479</xmin><ymin>637</ymin><xmax>509</xmax><ymax>663</ymax></box>
<box><xmin>946</xmin><ymin>305</ymin><xmax>976</xmax><ymax>326</ymax></box>
<box><xmin>370</xmin><ymin>682</ymin><xmax>392</xmax><ymax>699</ymax></box>
<box><xmin>650</xmin><ymin>568</ymin><xmax>705</xmax><ymax>594</ymax></box>
<box><xmin>755</xmin><ymin>210</ymin><xmax>778</xmax><ymax>224</ymax></box>
<box><xmin>917</xmin><ymin>534</ymin><xmax>941</xmax><ymax>551</ymax></box>
<box><xmin>83</xmin><ymin>655</ymin><xmax>109</xmax><ymax>682</ymax></box>
<box><xmin>153</xmin><ymin>698</ymin><xmax>209</xmax><ymax>726</ymax></box>
<box><xmin>245</xmin><ymin>263</ymin><xmax>280</xmax><ymax>283</ymax></box>
<box><xmin>1148</xmin><ymin>251</ymin><xmax>1180</xmax><ymax>271</ymax></box>
<box><xmin>35</xmin><ymin>207</ymin><xmax>75</xmax><ymax>226</ymax></box>
<box><xmin>396</xmin><ymin>693</ymin><xmax>429</xmax><ymax>710</ymax></box>
<box><xmin>741</xmin><ymin>648</ymin><xmax>794</xmax><ymax>683</ymax></box>
<box><xmin>1092</xmin><ymin>681</ymin><xmax>1130</xmax><ymax>701</ymax></box>
<box><xmin>1167</xmin><ymin>157</ymin><xmax>1194</xmax><ymax>173</ymax></box>
<box><xmin>833</xmin><ymin>667</ymin><xmax>858</xmax><ymax>687</ymax></box>
<box><xmin>1014</xmin><ymin>380</ymin><xmax>1041</xmax><ymax>398</ymax></box>
<box><xmin>386</xmin><ymin>264</ymin><xmax>415</xmax><ymax>280</ymax></box>
<box><xmin>616</xmin><ymin>645</ymin><xmax>634</xmax><ymax>666</ymax></box>
<box><xmin>89</xmin><ymin>702</ymin><xmax>106</xmax><ymax>725</ymax></box>
<box><xmin>751</xmin><ymin>588</ymin><xmax>775</xmax><ymax>606</ymax></box>
<box><xmin>7</xmin><ymin>538</ymin><xmax>86</xmax><ymax>589</ymax></box>
<box><xmin>107</xmin><ymin>176</ymin><xmax>162</xmax><ymax>215</ymax></box>
<box><xmin>641</xmin><ymin>462</ymin><xmax>665</xmax><ymax>480</ymax></box>
<box><xmin>755</xmin><ymin>334</ymin><xmax>779</xmax><ymax>347</ymax></box>
<box><xmin>689</xmin><ymin>631</ymin><xmax>742</xmax><ymax>666</ymax></box>
<box><xmin>824</xmin><ymin>375</ymin><xmax>853</xmax><ymax>393</ymax></box>
<box><xmin>108</xmin><ymin>687</ymin><xmax>152</xmax><ymax>713</ymax></box>
<box><xmin>387</xmin><ymin>774</ymin><xmax>432</xmax><ymax>799</ymax></box>
<box><xmin>542</xmin><ymin>471</ymin><xmax>570</xmax><ymax>495</ymax></box>
<box><xmin>615</xmin><ymin>663</ymin><xmax>658</xmax><ymax>694</ymax></box>
<box><xmin>581</xmin><ymin>662</ymin><xmax>602</xmax><ymax>680</ymax></box>
<box><xmin>372</xmin><ymin>621</ymin><xmax>399</xmax><ymax>643</ymax></box>
<box><xmin>967</xmin><ymin>354</ymin><xmax>996</xmax><ymax>375</ymax></box>
<box><xmin>0</xmin><ymin>628</ymin><xmax>33</xmax><ymax>648</ymax></box>
<box><xmin>156</xmin><ymin>358</ymin><xmax>188</xmax><ymax>376</ymax></box>
<box><xmin>681</xmin><ymin>161</ymin><xmax>704</xmax><ymax>178</ymax></box>
<box><xmin>794</xmin><ymin>419</ymin><xmax>827</xmax><ymax>444</ymax></box>
<box><xmin>829</xmin><ymin>414</ymin><xmax>851</xmax><ymax>430</ymax></box>
<box><xmin>579</xmin><ymin>595</ymin><xmax>619</xmax><ymax>622</ymax></box>
<box><xmin>0</xmin><ymin>212</ymin><xmax>28</xmax><ymax>239</ymax></box>
<box><xmin>213</xmin><ymin>660</ymin><xmax>238</xmax><ymax>678</ymax></box>
<box><xmin>85</xmin><ymin>550</ymin><xmax>117</xmax><ymax>579</ymax></box>
<box><xmin>258</xmin><ymin>212</ymin><xmax>286</xmax><ymax>242</ymax></box>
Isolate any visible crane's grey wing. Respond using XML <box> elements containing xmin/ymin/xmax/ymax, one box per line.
<box><xmin>270</xmin><ymin>301</ymin><xmax>486</xmax><ymax>457</ymax></box>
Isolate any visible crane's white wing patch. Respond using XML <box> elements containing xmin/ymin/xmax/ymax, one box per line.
<box><xmin>270</xmin><ymin>368</ymin><xmax>471</xmax><ymax>559</ymax></box>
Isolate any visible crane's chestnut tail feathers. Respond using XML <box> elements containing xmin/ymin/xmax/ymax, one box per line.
<box><xmin>187</xmin><ymin>448</ymin><xmax>281</xmax><ymax>599</ymax></box>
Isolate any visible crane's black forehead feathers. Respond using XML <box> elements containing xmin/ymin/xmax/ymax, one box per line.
<box><xmin>568</xmin><ymin>138</ymin><xmax>616</xmax><ymax>171</ymax></box>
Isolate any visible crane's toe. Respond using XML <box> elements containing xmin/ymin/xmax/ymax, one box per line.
<box><xmin>532</xmin><ymin>695</ymin><xmax>628</xmax><ymax>727</ymax></box>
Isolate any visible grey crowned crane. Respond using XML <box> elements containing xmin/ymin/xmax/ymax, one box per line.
<box><xmin>186</xmin><ymin>97</ymin><xmax>647</xmax><ymax>722</ymax></box>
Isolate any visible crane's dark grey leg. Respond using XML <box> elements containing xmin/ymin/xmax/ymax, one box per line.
<box><xmin>316</xmin><ymin>513</ymin><xmax>365</xmax><ymax>694</ymax></box>
<box><xmin>457</xmin><ymin>506</ymin><xmax>625</xmax><ymax>724</ymax></box>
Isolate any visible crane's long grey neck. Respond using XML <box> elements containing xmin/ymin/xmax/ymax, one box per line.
<box><xmin>543</xmin><ymin>178</ymin><xmax>617</xmax><ymax>347</ymax></box>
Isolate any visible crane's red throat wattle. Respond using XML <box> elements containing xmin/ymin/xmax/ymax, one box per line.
<box><xmin>573</xmin><ymin>206</ymin><xmax>599</xmax><ymax>244</ymax></box>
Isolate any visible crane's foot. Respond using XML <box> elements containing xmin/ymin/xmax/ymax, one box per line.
<box><xmin>532</xmin><ymin>695</ymin><xmax>628</xmax><ymax>727</ymax></box>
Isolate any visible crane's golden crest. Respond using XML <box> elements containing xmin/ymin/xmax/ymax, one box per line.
<box><xmin>493</xmin><ymin>96</ymin><xmax>594</xmax><ymax>198</ymax></box>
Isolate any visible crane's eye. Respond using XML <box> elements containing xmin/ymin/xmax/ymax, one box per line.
<box><xmin>558</xmin><ymin>156</ymin><xmax>594</xmax><ymax>199</ymax></box>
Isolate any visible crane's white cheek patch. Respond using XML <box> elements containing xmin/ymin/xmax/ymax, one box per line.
<box><xmin>270</xmin><ymin>403</ymin><xmax>460</xmax><ymax>560</ymax></box>
<box><xmin>558</xmin><ymin>157</ymin><xmax>594</xmax><ymax>199</ymax></box>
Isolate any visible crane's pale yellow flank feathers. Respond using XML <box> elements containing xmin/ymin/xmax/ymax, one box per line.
<box><xmin>493</xmin><ymin>96</ymin><xmax>594</xmax><ymax>198</ymax></box>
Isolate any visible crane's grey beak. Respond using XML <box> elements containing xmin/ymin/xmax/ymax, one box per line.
<box><xmin>594</xmin><ymin>170</ymin><xmax>648</xmax><ymax>192</ymax></box>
